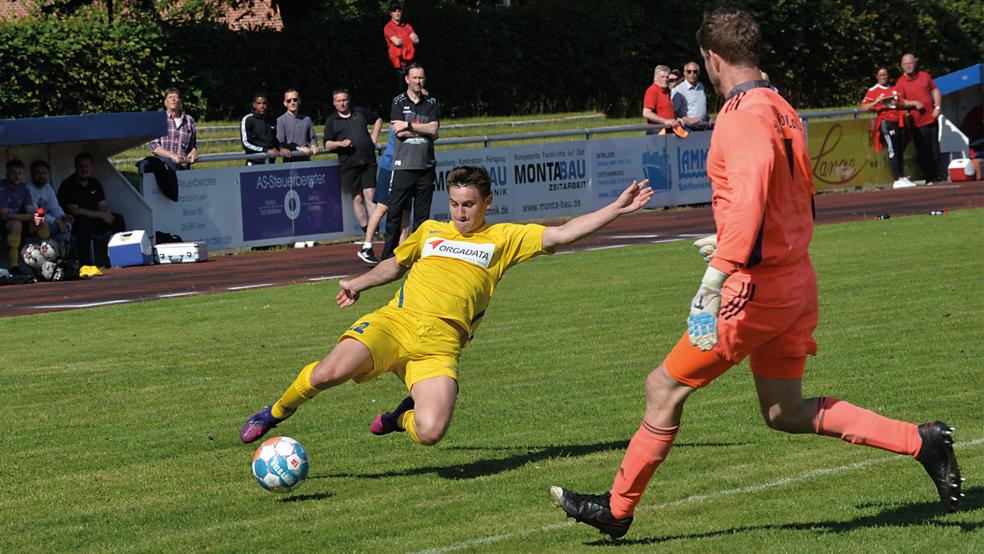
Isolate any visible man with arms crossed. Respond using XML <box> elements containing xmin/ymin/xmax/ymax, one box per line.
<box><xmin>381</xmin><ymin>64</ymin><xmax>438</xmax><ymax>260</ymax></box>
<box><xmin>550</xmin><ymin>8</ymin><xmax>962</xmax><ymax>539</ymax></box>
<box><xmin>240</xmin><ymin>167</ymin><xmax>652</xmax><ymax>447</ymax></box>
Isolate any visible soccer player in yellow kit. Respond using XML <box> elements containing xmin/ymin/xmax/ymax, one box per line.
<box><xmin>240</xmin><ymin>166</ymin><xmax>653</xmax><ymax>445</ymax></box>
<box><xmin>549</xmin><ymin>8</ymin><xmax>962</xmax><ymax>539</ymax></box>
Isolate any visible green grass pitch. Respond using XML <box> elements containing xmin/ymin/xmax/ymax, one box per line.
<box><xmin>2</xmin><ymin>209</ymin><xmax>982</xmax><ymax>552</ymax></box>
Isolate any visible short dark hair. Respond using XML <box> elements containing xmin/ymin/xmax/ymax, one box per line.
<box><xmin>74</xmin><ymin>152</ymin><xmax>92</xmax><ymax>165</ymax></box>
<box><xmin>389</xmin><ymin>2</ymin><xmax>401</xmax><ymax>12</ymax></box>
<box><xmin>30</xmin><ymin>159</ymin><xmax>49</xmax><ymax>171</ymax></box>
<box><xmin>406</xmin><ymin>62</ymin><xmax>424</xmax><ymax>74</ymax></box>
<box><xmin>332</xmin><ymin>88</ymin><xmax>350</xmax><ymax>99</ymax></box>
<box><xmin>6</xmin><ymin>159</ymin><xmax>25</xmax><ymax>170</ymax></box>
<box><xmin>164</xmin><ymin>87</ymin><xmax>182</xmax><ymax>99</ymax></box>
<box><xmin>446</xmin><ymin>166</ymin><xmax>492</xmax><ymax>198</ymax></box>
<box><xmin>696</xmin><ymin>8</ymin><xmax>761</xmax><ymax>68</ymax></box>
<box><xmin>253</xmin><ymin>91</ymin><xmax>268</xmax><ymax>102</ymax></box>
<box><xmin>283</xmin><ymin>88</ymin><xmax>298</xmax><ymax>98</ymax></box>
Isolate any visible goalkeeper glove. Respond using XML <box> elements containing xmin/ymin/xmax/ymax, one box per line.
<box><xmin>687</xmin><ymin>266</ymin><xmax>729</xmax><ymax>351</ymax></box>
<box><xmin>693</xmin><ymin>235</ymin><xmax>717</xmax><ymax>264</ymax></box>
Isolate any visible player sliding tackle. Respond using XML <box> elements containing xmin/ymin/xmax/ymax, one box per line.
<box><xmin>241</xmin><ymin>166</ymin><xmax>653</xmax><ymax>446</ymax></box>
<box><xmin>549</xmin><ymin>7</ymin><xmax>962</xmax><ymax>539</ymax></box>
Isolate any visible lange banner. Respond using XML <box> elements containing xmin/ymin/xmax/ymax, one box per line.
<box><xmin>806</xmin><ymin>118</ymin><xmax>920</xmax><ymax>190</ymax></box>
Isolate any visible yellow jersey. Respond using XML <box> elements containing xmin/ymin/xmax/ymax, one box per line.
<box><xmin>391</xmin><ymin>220</ymin><xmax>548</xmax><ymax>338</ymax></box>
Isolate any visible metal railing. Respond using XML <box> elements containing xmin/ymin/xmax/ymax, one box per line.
<box><xmin>116</xmin><ymin>108</ymin><xmax>867</xmax><ymax>166</ymax></box>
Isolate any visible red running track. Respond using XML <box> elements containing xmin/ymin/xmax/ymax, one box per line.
<box><xmin>1</xmin><ymin>181</ymin><xmax>980</xmax><ymax>318</ymax></box>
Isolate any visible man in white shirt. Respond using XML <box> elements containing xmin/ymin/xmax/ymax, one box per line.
<box><xmin>671</xmin><ymin>61</ymin><xmax>709</xmax><ymax>128</ymax></box>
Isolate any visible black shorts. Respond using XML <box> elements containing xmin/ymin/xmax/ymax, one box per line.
<box><xmin>340</xmin><ymin>164</ymin><xmax>378</xmax><ymax>195</ymax></box>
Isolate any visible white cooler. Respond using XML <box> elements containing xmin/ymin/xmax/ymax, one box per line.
<box><xmin>108</xmin><ymin>230</ymin><xmax>152</xmax><ymax>267</ymax></box>
<box><xmin>154</xmin><ymin>242</ymin><xmax>208</xmax><ymax>264</ymax></box>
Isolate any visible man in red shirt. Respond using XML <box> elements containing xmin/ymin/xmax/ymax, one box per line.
<box><xmin>642</xmin><ymin>65</ymin><xmax>683</xmax><ymax>134</ymax></box>
<box><xmin>383</xmin><ymin>2</ymin><xmax>420</xmax><ymax>95</ymax></box>
<box><xmin>549</xmin><ymin>8</ymin><xmax>962</xmax><ymax>539</ymax></box>
<box><xmin>896</xmin><ymin>53</ymin><xmax>944</xmax><ymax>183</ymax></box>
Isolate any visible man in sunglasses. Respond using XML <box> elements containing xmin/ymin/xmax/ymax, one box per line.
<box><xmin>277</xmin><ymin>89</ymin><xmax>320</xmax><ymax>163</ymax></box>
<box><xmin>672</xmin><ymin>61</ymin><xmax>709</xmax><ymax>128</ymax></box>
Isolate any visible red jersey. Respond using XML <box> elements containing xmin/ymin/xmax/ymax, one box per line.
<box><xmin>862</xmin><ymin>83</ymin><xmax>906</xmax><ymax>126</ymax></box>
<box><xmin>643</xmin><ymin>83</ymin><xmax>675</xmax><ymax>123</ymax></box>
<box><xmin>706</xmin><ymin>83</ymin><xmax>816</xmax><ymax>274</ymax></box>
<box><xmin>384</xmin><ymin>20</ymin><xmax>416</xmax><ymax>69</ymax></box>
<box><xmin>896</xmin><ymin>70</ymin><xmax>937</xmax><ymax>127</ymax></box>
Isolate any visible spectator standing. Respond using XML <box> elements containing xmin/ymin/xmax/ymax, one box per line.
<box><xmin>383</xmin><ymin>2</ymin><xmax>420</xmax><ymax>94</ymax></box>
<box><xmin>148</xmin><ymin>87</ymin><xmax>199</xmax><ymax>170</ymax></box>
<box><xmin>672</xmin><ymin>61</ymin><xmax>709</xmax><ymax>127</ymax></box>
<box><xmin>382</xmin><ymin>64</ymin><xmax>439</xmax><ymax>260</ymax></box>
<box><xmin>57</xmin><ymin>153</ymin><xmax>125</xmax><ymax>266</ymax></box>
<box><xmin>277</xmin><ymin>89</ymin><xmax>320</xmax><ymax>162</ymax></box>
<box><xmin>324</xmin><ymin>89</ymin><xmax>382</xmax><ymax>240</ymax></box>
<box><xmin>241</xmin><ymin>93</ymin><xmax>288</xmax><ymax>165</ymax></box>
<box><xmin>27</xmin><ymin>160</ymin><xmax>73</xmax><ymax>242</ymax></box>
<box><xmin>861</xmin><ymin>67</ymin><xmax>917</xmax><ymax>189</ymax></box>
<box><xmin>896</xmin><ymin>53</ymin><xmax>944</xmax><ymax>183</ymax></box>
<box><xmin>643</xmin><ymin>65</ymin><xmax>683</xmax><ymax>133</ymax></box>
<box><xmin>0</xmin><ymin>159</ymin><xmax>41</xmax><ymax>272</ymax></box>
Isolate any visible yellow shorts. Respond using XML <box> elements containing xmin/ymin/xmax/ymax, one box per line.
<box><xmin>339</xmin><ymin>305</ymin><xmax>462</xmax><ymax>390</ymax></box>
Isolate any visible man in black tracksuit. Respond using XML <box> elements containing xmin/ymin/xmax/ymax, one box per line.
<box><xmin>241</xmin><ymin>93</ymin><xmax>288</xmax><ymax>165</ymax></box>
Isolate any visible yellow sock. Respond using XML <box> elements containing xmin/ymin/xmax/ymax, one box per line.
<box><xmin>7</xmin><ymin>234</ymin><xmax>21</xmax><ymax>269</ymax></box>
<box><xmin>271</xmin><ymin>362</ymin><xmax>321</xmax><ymax>419</ymax></box>
<box><xmin>398</xmin><ymin>410</ymin><xmax>419</xmax><ymax>443</ymax></box>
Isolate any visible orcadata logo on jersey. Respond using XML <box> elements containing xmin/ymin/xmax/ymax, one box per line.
<box><xmin>422</xmin><ymin>238</ymin><xmax>495</xmax><ymax>268</ymax></box>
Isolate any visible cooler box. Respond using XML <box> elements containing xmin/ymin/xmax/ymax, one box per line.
<box><xmin>108</xmin><ymin>230</ymin><xmax>152</xmax><ymax>267</ymax></box>
<box><xmin>948</xmin><ymin>158</ymin><xmax>979</xmax><ymax>182</ymax></box>
<box><xmin>154</xmin><ymin>242</ymin><xmax>208</xmax><ymax>264</ymax></box>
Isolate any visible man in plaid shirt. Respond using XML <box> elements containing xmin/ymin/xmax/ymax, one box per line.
<box><xmin>148</xmin><ymin>87</ymin><xmax>199</xmax><ymax>170</ymax></box>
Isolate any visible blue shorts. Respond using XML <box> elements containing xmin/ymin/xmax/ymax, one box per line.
<box><xmin>374</xmin><ymin>166</ymin><xmax>393</xmax><ymax>205</ymax></box>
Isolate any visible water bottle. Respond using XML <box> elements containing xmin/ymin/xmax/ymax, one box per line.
<box><xmin>929</xmin><ymin>210</ymin><xmax>946</xmax><ymax>216</ymax></box>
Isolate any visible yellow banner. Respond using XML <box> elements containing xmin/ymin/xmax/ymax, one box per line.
<box><xmin>806</xmin><ymin>117</ymin><xmax>921</xmax><ymax>190</ymax></box>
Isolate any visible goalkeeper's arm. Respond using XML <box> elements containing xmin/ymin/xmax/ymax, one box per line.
<box><xmin>686</xmin><ymin>265</ymin><xmax>730</xmax><ymax>351</ymax></box>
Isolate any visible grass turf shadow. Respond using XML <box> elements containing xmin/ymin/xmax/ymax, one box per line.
<box><xmin>278</xmin><ymin>491</ymin><xmax>334</xmax><ymax>503</ymax></box>
<box><xmin>317</xmin><ymin>440</ymin><xmax>743</xmax><ymax>481</ymax></box>
<box><xmin>586</xmin><ymin>485</ymin><xmax>984</xmax><ymax>547</ymax></box>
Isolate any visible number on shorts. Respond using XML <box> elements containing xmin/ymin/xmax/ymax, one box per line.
<box><xmin>349</xmin><ymin>322</ymin><xmax>369</xmax><ymax>334</ymax></box>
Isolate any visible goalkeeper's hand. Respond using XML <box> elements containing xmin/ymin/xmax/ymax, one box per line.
<box><xmin>693</xmin><ymin>235</ymin><xmax>717</xmax><ymax>264</ymax></box>
<box><xmin>687</xmin><ymin>266</ymin><xmax>729</xmax><ymax>351</ymax></box>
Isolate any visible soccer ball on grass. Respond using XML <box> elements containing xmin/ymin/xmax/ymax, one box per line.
<box><xmin>251</xmin><ymin>436</ymin><xmax>309</xmax><ymax>493</ymax></box>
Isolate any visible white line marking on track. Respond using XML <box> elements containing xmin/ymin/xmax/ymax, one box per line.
<box><xmin>611</xmin><ymin>234</ymin><xmax>662</xmax><ymax>239</ymax></box>
<box><xmin>227</xmin><ymin>283</ymin><xmax>273</xmax><ymax>291</ymax></box>
<box><xmin>158</xmin><ymin>292</ymin><xmax>198</xmax><ymax>298</ymax></box>
<box><xmin>33</xmin><ymin>300</ymin><xmax>131</xmax><ymax>309</ymax></box>
<box><xmin>679</xmin><ymin>233</ymin><xmax>714</xmax><ymax>237</ymax></box>
<box><xmin>584</xmin><ymin>244</ymin><xmax>631</xmax><ymax>252</ymax></box>
<box><xmin>651</xmin><ymin>238</ymin><xmax>684</xmax><ymax>244</ymax></box>
<box><xmin>308</xmin><ymin>274</ymin><xmax>348</xmax><ymax>282</ymax></box>
<box><xmin>410</xmin><ymin>436</ymin><xmax>983</xmax><ymax>554</ymax></box>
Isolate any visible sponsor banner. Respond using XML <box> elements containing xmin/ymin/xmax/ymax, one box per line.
<box><xmin>239</xmin><ymin>164</ymin><xmax>343</xmax><ymax>241</ymax></box>
<box><xmin>671</xmin><ymin>130</ymin><xmax>712</xmax><ymax>205</ymax></box>
<box><xmin>806</xmin><ymin>118</ymin><xmax>918</xmax><ymax>190</ymax></box>
<box><xmin>146</xmin><ymin>166</ymin><xmax>242</xmax><ymax>251</ymax></box>
<box><xmin>509</xmin><ymin>142</ymin><xmax>590</xmax><ymax>219</ymax></box>
<box><xmin>591</xmin><ymin>135</ymin><xmax>670</xmax><ymax>209</ymax></box>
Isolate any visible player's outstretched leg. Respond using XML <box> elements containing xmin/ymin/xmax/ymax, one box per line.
<box><xmin>370</xmin><ymin>396</ymin><xmax>414</xmax><ymax>435</ymax></box>
<box><xmin>240</xmin><ymin>338</ymin><xmax>374</xmax><ymax>443</ymax></box>
<box><xmin>548</xmin><ymin>487</ymin><xmax>633</xmax><ymax>539</ymax></box>
<box><xmin>916</xmin><ymin>421</ymin><xmax>964</xmax><ymax>512</ymax></box>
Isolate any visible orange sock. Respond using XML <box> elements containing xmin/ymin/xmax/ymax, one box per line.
<box><xmin>609</xmin><ymin>421</ymin><xmax>678</xmax><ymax>518</ymax></box>
<box><xmin>813</xmin><ymin>396</ymin><xmax>922</xmax><ymax>456</ymax></box>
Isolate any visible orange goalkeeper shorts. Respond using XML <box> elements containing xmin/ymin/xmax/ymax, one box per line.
<box><xmin>665</xmin><ymin>260</ymin><xmax>819</xmax><ymax>389</ymax></box>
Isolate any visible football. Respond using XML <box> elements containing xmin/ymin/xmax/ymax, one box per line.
<box><xmin>251</xmin><ymin>436</ymin><xmax>309</xmax><ymax>493</ymax></box>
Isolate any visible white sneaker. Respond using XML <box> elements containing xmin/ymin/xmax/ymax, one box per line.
<box><xmin>893</xmin><ymin>178</ymin><xmax>916</xmax><ymax>189</ymax></box>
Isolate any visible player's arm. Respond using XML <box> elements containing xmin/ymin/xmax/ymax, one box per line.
<box><xmin>541</xmin><ymin>179</ymin><xmax>652</xmax><ymax>251</ymax></box>
<box><xmin>930</xmin><ymin>87</ymin><xmax>942</xmax><ymax>117</ymax></box>
<box><xmin>336</xmin><ymin>257</ymin><xmax>408</xmax><ymax>308</ymax></box>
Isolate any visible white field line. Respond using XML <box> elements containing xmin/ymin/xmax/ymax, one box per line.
<box><xmin>611</xmin><ymin>234</ymin><xmax>662</xmax><ymax>239</ymax></box>
<box><xmin>33</xmin><ymin>299</ymin><xmax>131</xmax><ymax>309</ymax></box>
<box><xmin>584</xmin><ymin>244</ymin><xmax>631</xmax><ymax>252</ymax></box>
<box><xmin>410</xmin><ymin>436</ymin><xmax>983</xmax><ymax>554</ymax></box>
<box><xmin>158</xmin><ymin>291</ymin><xmax>198</xmax><ymax>298</ymax></box>
<box><xmin>227</xmin><ymin>283</ymin><xmax>274</xmax><ymax>291</ymax></box>
<box><xmin>651</xmin><ymin>238</ymin><xmax>685</xmax><ymax>244</ymax></box>
<box><xmin>308</xmin><ymin>274</ymin><xmax>349</xmax><ymax>282</ymax></box>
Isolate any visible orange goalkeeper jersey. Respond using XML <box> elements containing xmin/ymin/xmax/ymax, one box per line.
<box><xmin>706</xmin><ymin>81</ymin><xmax>816</xmax><ymax>274</ymax></box>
